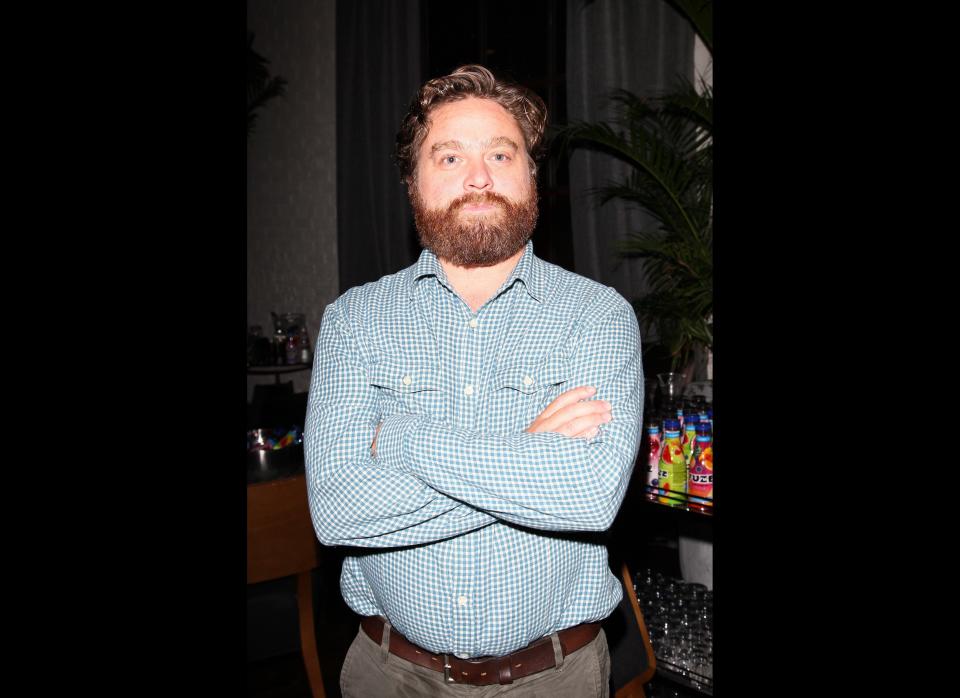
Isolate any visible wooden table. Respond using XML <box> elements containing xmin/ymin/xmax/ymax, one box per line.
<box><xmin>247</xmin><ymin>446</ymin><xmax>325</xmax><ymax>698</ymax></box>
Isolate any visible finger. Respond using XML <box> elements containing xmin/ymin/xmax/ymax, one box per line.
<box><xmin>533</xmin><ymin>400</ymin><xmax>610</xmax><ymax>433</ymax></box>
<box><xmin>533</xmin><ymin>385</ymin><xmax>596</xmax><ymax>425</ymax></box>
<box><xmin>555</xmin><ymin>411</ymin><xmax>612</xmax><ymax>437</ymax></box>
<box><xmin>532</xmin><ymin>401</ymin><xmax>609</xmax><ymax>434</ymax></box>
<box><xmin>573</xmin><ymin>426</ymin><xmax>600</xmax><ymax>440</ymax></box>
<box><xmin>533</xmin><ymin>393</ymin><xmax>607</xmax><ymax>430</ymax></box>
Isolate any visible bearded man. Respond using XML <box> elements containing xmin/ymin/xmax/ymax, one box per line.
<box><xmin>305</xmin><ymin>64</ymin><xmax>643</xmax><ymax>697</ymax></box>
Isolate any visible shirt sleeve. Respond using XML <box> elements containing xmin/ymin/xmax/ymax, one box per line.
<box><xmin>303</xmin><ymin>303</ymin><xmax>495</xmax><ymax>548</ymax></box>
<box><xmin>375</xmin><ymin>300</ymin><xmax>643</xmax><ymax>533</ymax></box>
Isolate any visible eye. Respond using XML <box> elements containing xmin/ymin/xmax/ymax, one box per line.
<box><xmin>440</xmin><ymin>155</ymin><xmax>460</xmax><ymax>166</ymax></box>
<box><xmin>491</xmin><ymin>153</ymin><xmax>510</xmax><ymax>162</ymax></box>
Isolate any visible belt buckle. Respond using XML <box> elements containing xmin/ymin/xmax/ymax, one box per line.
<box><xmin>442</xmin><ymin>654</ymin><xmax>455</xmax><ymax>684</ymax></box>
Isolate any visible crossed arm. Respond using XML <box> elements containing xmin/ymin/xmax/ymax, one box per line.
<box><xmin>372</xmin><ymin>385</ymin><xmax>611</xmax><ymax>452</ymax></box>
<box><xmin>304</xmin><ymin>302</ymin><xmax>642</xmax><ymax>548</ymax></box>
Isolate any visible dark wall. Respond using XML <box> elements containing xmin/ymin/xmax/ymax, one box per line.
<box><xmin>247</xmin><ymin>0</ymin><xmax>338</xmax><ymax>400</ymax></box>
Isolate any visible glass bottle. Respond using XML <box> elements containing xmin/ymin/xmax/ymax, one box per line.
<box><xmin>280</xmin><ymin>313</ymin><xmax>307</xmax><ymax>365</ymax></box>
<box><xmin>697</xmin><ymin>397</ymin><xmax>710</xmax><ymax>428</ymax></box>
<box><xmin>298</xmin><ymin>325</ymin><xmax>311</xmax><ymax>364</ymax></box>
<box><xmin>644</xmin><ymin>418</ymin><xmax>662</xmax><ymax>496</ymax></box>
<box><xmin>682</xmin><ymin>411</ymin><xmax>700</xmax><ymax>462</ymax></box>
<box><xmin>273</xmin><ymin>326</ymin><xmax>286</xmax><ymax>365</ymax></box>
<box><xmin>285</xmin><ymin>330</ymin><xmax>300</xmax><ymax>365</ymax></box>
<box><xmin>688</xmin><ymin>422</ymin><xmax>713</xmax><ymax>506</ymax></box>
<box><xmin>658</xmin><ymin>418</ymin><xmax>686</xmax><ymax>506</ymax></box>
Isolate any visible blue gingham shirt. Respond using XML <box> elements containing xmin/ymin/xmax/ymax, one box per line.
<box><xmin>304</xmin><ymin>242</ymin><xmax>643</xmax><ymax>657</ymax></box>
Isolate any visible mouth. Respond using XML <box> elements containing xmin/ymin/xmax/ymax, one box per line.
<box><xmin>459</xmin><ymin>203</ymin><xmax>497</xmax><ymax>212</ymax></box>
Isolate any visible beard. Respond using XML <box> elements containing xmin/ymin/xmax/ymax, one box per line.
<box><xmin>409</xmin><ymin>184</ymin><xmax>539</xmax><ymax>267</ymax></box>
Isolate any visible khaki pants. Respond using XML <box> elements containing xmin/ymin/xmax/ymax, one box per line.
<box><xmin>340</xmin><ymin>625</ymin><xmax>610</xmax><ymax>697</ymax></box>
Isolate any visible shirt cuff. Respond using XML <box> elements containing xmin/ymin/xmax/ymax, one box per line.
<box><xmin>374</xmin><ymin>414</ymin><xmax>422</xmax><ymax>470</ymax></box>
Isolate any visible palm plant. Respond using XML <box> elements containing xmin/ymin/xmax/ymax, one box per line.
<box><xmin>247</xmin><ymin>33</ymin><xmax>287</xmax><ymax>138</ymax></box>
<box><xmin>554</xmin><ymin>4</ymin><xmax>712</xmax><ymax>373</ymax></box>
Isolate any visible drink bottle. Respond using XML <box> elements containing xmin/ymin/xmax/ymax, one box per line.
<box><xmin>657</xmin><ymin>418</ymin><xmax>685</xmax><ymax>506</ymax></box>
<box><xmin>688</xmin><ymin>422</ymin><xmax>714</xmax><ymax>506</ymax></box>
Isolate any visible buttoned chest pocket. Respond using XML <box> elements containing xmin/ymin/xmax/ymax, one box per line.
<box><xmin>367</xmin><ymin>360</ymin><xmax>444</xmax><ymax>421</ymax></box>
<box><xmin>490</xmin><ymin>353</ymin><xmax>570</xmax><ymax>430</ymax></box>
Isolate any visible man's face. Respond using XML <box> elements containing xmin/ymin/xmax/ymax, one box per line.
<box><xmin>409</xmin><ymin>96</ymin><xmax>538</xmax><ymax>267</ymax></box>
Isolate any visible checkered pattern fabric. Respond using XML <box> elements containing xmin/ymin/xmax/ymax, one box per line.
<box><xmin>304</xmin><ymin>242</ymin><xmax>643</xmax><ymax>657</ymax></box>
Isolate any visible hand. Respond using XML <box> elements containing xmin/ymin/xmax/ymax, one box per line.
<box><xmin>371</xmin><ymin>422</ymin><xmax>381</xmax><ymax>456</ymax></box>
<box><xmin>525</xmin><ymin>386</ymin><xmax>611</xmax><ymax>439</ymax></box>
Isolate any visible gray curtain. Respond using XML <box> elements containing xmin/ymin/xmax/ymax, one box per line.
<box><xmin>566</xmin><ymin>0</ymin><xmax>694</xmax><ymax>341</ymax></box>
<box><xmin>336</xmin><ymin>0</ymin><xmax>422</xmax><ymax>294</ymax></box>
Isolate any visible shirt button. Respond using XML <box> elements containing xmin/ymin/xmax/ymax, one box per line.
<box><xmin>458</xmin><ymin>595</ymin><xmax>469</xmax><ymax>606</ymax></box>
<box><xmin>464</xmin><ymin>384</ymin><xmax>474</xmax><ymax>396</ymax></box>
<box><xmin>468</xmin><ymin>318</ymin><xmax>478</xmax><ymax>328</ymax></box>
<box><xmin>402</xmin><ymin>375</ymin><xmax>412</xmax><ymax>386</ymax></box>
<box><xmin>523</xmin><ymin>376</ymin><xmax>533</xmax><ymax>386</ymax></box>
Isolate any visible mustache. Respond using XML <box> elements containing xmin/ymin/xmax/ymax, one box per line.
<box><xmin>449</xmin><ymin>191</ymin><xmax>510</xmax><ymax>211</ymax></box>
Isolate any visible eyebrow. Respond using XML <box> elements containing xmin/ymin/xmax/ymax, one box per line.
<box><xmin>429</xmin><ymin>136</ymin><xmax>521</xmax><ymax>154</ymax></box>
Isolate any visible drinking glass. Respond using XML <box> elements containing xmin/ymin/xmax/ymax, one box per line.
<box><xmin>656</xmin><ymin>372</ymin><xmax>685</xmax><ymax>408</ymax></box>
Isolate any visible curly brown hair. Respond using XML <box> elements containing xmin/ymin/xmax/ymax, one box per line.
<box><xmin>394</xmin><ymin>64</ymin><xmax>548</xmax><ymax>183</ymax></box>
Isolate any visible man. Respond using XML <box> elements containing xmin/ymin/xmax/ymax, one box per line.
<box><xmin>304</xmin><ymin>64</ymin><xmax>643</xmax><ymax>696</ymax></box>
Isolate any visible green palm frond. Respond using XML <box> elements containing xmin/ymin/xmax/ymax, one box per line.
<box><xmin>553</xmin><ymin>43</ymin><xmax>712</xmax><ymax>370</ymax></box>
<box><xmin>561</xmin><ymin>83</ymin><xmax>711</xmax><ymax>238</ymax></box>
<box><xmin>658</xmin><ymin>79</ymin><xmax>712</xmax><ymax>131</ymax></box>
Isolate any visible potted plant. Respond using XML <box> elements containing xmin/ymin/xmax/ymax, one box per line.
<box><xmin>554</xmin><ymin>1</ymin><xmax>712</xmax><ymax>381</ymax></box>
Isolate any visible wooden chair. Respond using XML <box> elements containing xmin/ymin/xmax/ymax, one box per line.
<box><xmin>247</xmin><ymin>473</ymin><xmax>326</xmax><ymax>698</ymax></box>
<box><xmin>614</xmin><ymin>561</ymin><xmax>657</xmax><ymax>698</ymax></box>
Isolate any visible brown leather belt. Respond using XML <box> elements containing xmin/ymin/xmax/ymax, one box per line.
<box><xmin>360</xmin><ymin>615</ymin><xmax>601</xmax><ymax>686</ymax></box>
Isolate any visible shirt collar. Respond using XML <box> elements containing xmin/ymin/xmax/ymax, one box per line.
<box><xmin>408</xmin><ymin>247</ymin><xmax>448</xmax><ymax>296</ymax></box>
<box><xmin>504</xmin><ymin>242</ymin><xmax>545</xmax><ymax>302</ymax></box>
<box><xmin>407</xmin><ymin>241</ymin><xmax>547</xmax><ymax>303</ymax></box>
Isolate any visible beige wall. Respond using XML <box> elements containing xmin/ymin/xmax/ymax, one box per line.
<box><xmin>247</xmin><ymin>0</ymin><xmax>338</xmax><ymax>400</ymax></box>
<box><xmin>694</xmin><ymin>34</ymin><xmax>712</xmax><ymax>90</ymax></box>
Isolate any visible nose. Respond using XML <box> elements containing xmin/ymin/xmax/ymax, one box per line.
<box><xmin>464</xmin><ymin>160</ymin><xmax>493</xmax><ymax>191</ymax></box>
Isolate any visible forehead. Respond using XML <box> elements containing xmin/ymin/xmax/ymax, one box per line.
<box><xmin>422</xmin><ymin>97</ymin><xmax>525</xmax><ymax>152</ymax></box>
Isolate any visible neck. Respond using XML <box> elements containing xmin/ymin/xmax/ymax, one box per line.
<box><xmin>439</xmin><ymin>247</ymin><xmax>525</xmax><ymax>313</ymax></box>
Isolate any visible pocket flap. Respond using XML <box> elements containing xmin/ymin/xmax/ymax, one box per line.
<box><xmin>367</xmin><ymin>360</ymin><xmax>441</xmax><ymax>392</ymax></box>
<box><xmin>495</xmin><ymin>353</ymin><xmax>569</xmax><ymax>393</ymax></box>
